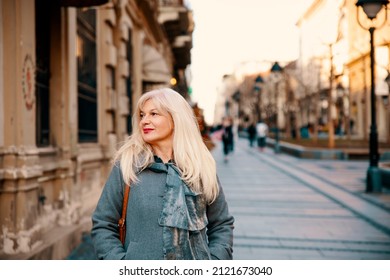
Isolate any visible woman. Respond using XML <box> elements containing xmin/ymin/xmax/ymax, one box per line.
<box><xmin>91</xmin><ymin>88</ymin><xmax>234</xmax><ymax>260</ymax></box>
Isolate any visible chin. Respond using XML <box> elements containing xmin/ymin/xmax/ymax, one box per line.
<box><xmin>142</xmin><ymin>137</ymin><xmax>157</xmax><ymax>145</ymax></box>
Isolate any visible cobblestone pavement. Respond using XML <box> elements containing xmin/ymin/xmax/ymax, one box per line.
<box><xmin>67</xmin><ymin>137</ymin><xmax>390</xmax><ymax>260</ymax></box>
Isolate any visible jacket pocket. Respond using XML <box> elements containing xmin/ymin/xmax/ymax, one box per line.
<box><xmin>189</xmin><ymin>229</ymin><xmax>211</xmax><ymax>260</ymax></box>
<box><xmin>125</xmin><ymin>241</ymin><xmax>163</xmax><ymax>260</ymax></box>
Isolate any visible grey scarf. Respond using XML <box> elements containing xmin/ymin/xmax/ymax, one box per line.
<box><xmin>148</xmin><ymin>160</ymin><xmax>211</xmax><ymax>260</ymax></box>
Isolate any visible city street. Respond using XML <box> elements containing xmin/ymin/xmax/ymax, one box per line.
<box><xmin>67</xmin><ymin>137</ymin><xmax>390</xmax><ymax>260</ymax></box>
<box><xmin>216</xmin><ymin>138</ymin><xmax>390</xmax><ymax>259</ymax></box>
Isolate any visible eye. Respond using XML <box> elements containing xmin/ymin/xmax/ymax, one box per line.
<box><xmin>139</xmin><ymin>112</ymin><xmax>145</xmax><ymax>119</ymax></box>
<box><xmin>151</xmin><ymin>112</ymin><xmax>158</xmax><ymax>116</ymax></box>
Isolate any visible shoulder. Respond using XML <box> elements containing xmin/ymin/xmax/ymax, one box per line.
<box><xmin>107</xmin><ymin>162</ymin><xmax>124</xmax><ymax>182</ymax></box>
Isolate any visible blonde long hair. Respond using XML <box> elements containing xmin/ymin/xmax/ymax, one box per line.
<box><xmin>113</xmin><ymin>88</ymin><xmax>219</xmax><ymax>203</ymax></box>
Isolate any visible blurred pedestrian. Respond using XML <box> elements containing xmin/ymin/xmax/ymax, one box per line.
<box><xmin>221</xmin><ymin>116</ymin><xmax>234</xmax><ymax>162</ymax></box>
<box><xmin>91</xmin><ymin>88</ymin><xmax>234</xmax><ymax>260</ymax></box>
<box><xmin>350</xmin><ymin>118</ymin><xmax>355</xmax><ymax>134</ymax></box>
<box><xmin>247</xmin><ymin>122</ymin><xmax>257</xmax><ymax>147</ymax></box>
<box><xmin>256</xmin><ymin>120</ymin><xmax>268</xmax><ymax>152</ymax></box>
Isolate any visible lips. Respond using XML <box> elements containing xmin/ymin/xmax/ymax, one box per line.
<box><xmin>143</xmin><ymin>128</ymin><xmax>154</xmax><ymax>134</ymax></box>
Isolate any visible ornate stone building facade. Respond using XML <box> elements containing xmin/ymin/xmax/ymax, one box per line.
<box><xmin>0</xmin><ymin>0</ymin><xmax>193</xmax><ymax>259</ymax></box>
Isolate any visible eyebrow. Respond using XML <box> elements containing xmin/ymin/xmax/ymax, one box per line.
<box><xmin>140</xmin><ymin>108</ymin><xmax>158</xmax><ymax>113</ymax></box>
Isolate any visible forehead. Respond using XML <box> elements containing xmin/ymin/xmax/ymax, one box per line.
<box><xmin>140</xmin><ymin>99</ymin><xmax>157</xmax><ymax>111</ymax></box>
<box><xmin>140</xmin><ymin>98</ymin><xmax>169</xmax><ymax>115</ymax></box>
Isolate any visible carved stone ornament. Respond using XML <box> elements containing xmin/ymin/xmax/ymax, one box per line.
<box><xmin>22</xmin><ymin>54</ymin><xmax>35</xmax><ymax>111</ymax></box>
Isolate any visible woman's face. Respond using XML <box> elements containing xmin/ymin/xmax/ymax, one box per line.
<box><xmin>139</xmin><ymin>99</ymin><xmax>174</xmax><ymax>146</ymax></box>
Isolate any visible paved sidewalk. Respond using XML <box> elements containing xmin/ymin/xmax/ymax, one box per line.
<box><xmin>67</xmin><ymin>137</ymin><xmax>390</xmax><ymax>260</ymax></box>
<box><xmin>217</xmin><ymin>138</ymin><xmax>390</xmax><ymax>259</ymax></box>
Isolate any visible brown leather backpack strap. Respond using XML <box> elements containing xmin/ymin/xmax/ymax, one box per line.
<box><xmin>118</xmin><ymin>183</ymin><xmax>130</xmax><ymax>245</ymax></box>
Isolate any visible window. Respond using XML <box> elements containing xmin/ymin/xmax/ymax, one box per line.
<box><xmin>77</xmin><ymin>9</ymin><xmax>97</xmax><ymax>142</ymax></box>
<box><xmin>126</xmin><ymin>29</ymin><xmax>133</xmax><ymax>134</ymax></box>
<box><xmin>35</xmin><ymin>0</ymin><xmax>51</xmax><ymax>147</ymax></box>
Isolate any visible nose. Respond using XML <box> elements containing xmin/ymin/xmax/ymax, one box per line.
<box><xmin>140</xmin><ymin>115</ymin><xmax>150</xmax><ymax>125</ymax></box>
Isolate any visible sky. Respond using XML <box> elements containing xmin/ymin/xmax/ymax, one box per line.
<box><xmin>186</xmin><ymin>0</ymin><xmax>314</xmax><ymax>124</ymax></box>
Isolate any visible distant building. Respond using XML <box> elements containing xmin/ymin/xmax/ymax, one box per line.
<box><xmin>296</xmin><ymin>0</ymin><xmax>390</xmax><ymax>142</ymax></box>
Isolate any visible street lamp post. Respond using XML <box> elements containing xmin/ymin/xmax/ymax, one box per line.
<box><xmin>270</xmin><ymin>62</ymin><xmax>283</xmax><ymax>154</ymax></box>
<box><xmin>336</xmin><ymin>83</ymin><xmax>347</xmax><ymax>136</ymax></box>
<box><xmin>254</xmin><ymin>75</ymin><xmax>264</xmax><ymax>122</ymax></box>
<box><xmin>356</xmin><ymin>0</ymin><xmax>389</xmax><ymax>192</ymax></box>
<box><xmin>385</xmin><ymin>72</ymin><xmax>390</xmax><ymax>93</ymax></box>
<box><xmin>328</xmin><ymin>44</ymin><xmax>336</xmax><ymax>148</ymax></box>
<box><xmin>385</xmin><ymin>73</ymin><xmax>390</xmax><ymax>140</ymax></box>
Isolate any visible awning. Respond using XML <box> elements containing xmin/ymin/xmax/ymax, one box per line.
<box><xmin>142</xmin><ymin>45</ymin><xmax>172</xmax><ymax>83</ymax></box>
<box><xmin>59</xmin><ymin>0</ymin><xmax>109</xmax><ymax>7</ymax></box>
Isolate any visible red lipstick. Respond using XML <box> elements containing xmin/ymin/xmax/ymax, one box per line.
<box><xmin>143</xmin><ymin>128</ymin><xmax>153</xmax><ymax>134</ymax></box>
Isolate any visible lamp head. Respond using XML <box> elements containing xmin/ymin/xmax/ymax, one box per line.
<box><xmin>385</xmin><ymin>72</ymin><xmax>390</xmax><ymax>85</ymax></box>
<box><xmin>255</xmin><ymin>75</ymin><xmax>264</xmax><ymax>83</ymax></box>
<box><xmin>356</xmin><ymin>0</ymin><xmax>389</xmax><ymax>19</ymax></box>
<box><xmin>270</xmin><ymin>62</ymin><xmax>283</xmax><ymax>73</ymax></box>
<box><xmin>336</xmin><ymin>83</ymin><xmax>345</xmax><ymax>97</ymax></box>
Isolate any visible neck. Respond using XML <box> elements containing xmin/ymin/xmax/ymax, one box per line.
<box><xmin>152</xmin><ymin>145</ymin><xmax>173</xmax><ymax>163</ymax></box>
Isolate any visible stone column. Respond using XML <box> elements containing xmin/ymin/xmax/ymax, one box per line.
<box><xmin>1</xmin><ymin>0</ymin><xmax>42</xmax><ymax>254</ymax></box>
